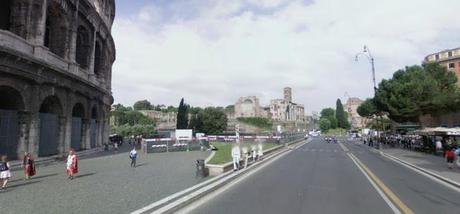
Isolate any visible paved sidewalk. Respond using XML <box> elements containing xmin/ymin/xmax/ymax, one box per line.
<box><xmin>0</xmin><ymin>150</ymin><xmax>211</xmax><ymax>214</ymax></box>
<box><xmin>381</xmin><ymin>148</ymin><xmax>460</xmax><ymax>183</ymax></box>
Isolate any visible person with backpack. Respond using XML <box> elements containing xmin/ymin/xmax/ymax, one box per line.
<box><xmin>129</xmin><ymin>148</ymin><xmax>137</xmax><ymax>167</ymax></box>
<box><xmin>445</xmin><ymin>147</ymin><xmax>456</xmax><ymax>169</ymax></box>
<box><xmin>0</xmin><ymin>155</ymin><xmax>12</xmax><ymax>190</ymax></box>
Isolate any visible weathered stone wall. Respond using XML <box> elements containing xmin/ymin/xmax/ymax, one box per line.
<box><xmin>0</xmin><ymin>0</ymin><xmax>115</xmax><ymax>159</ymax></box>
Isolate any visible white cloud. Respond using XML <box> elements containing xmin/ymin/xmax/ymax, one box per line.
<box><xmin>111</xmin><ymin>0</ymin><xmax>460</xmax><ymax>111</ymax></box>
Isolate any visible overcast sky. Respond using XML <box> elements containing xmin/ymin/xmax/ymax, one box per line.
<box><xmin>112</xmin><ymin>0</ymin><xmax>460</xmax><ymax>113</ymax></box>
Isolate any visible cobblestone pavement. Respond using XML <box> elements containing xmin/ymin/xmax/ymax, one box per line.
<box><xmin>381</xmin><ymin>148</ymin><xmax>460</xmax><ymax>182</ymax></box>
<box><xmin>0</xmin><ymin>150</ymin><xmax>211</xmax><ymax>214</ymax></box>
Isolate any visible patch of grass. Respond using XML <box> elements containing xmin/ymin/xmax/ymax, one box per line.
<box><xmin>207</xmin><ymin>142</ymin><xmax>278</xmax><ymax>165</ymax></box>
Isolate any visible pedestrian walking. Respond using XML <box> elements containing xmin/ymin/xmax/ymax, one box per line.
<box><xmin>446</xmin><ymin>147</ymin><xmax>455</xmax><ymax>169</ymax></box>
<box><xmin>0</xmin><ymin>155</ymin><xmax>12</xmax><ymax>190</ymax></box>
<box><xmin>257</xmin><ymin>143</ymin><xmax>263</xmax><ymax>160</ymax></box>
<box><xmin>242</xmin><ymin>146</ymin><xmax>249</xmax><ymax>169</ymax></box>
<box><xmin>231</xmin><ymin>144</ymin><xmax>241</xmax><ymax>171</ymax></box>
<box><xmin>455</xmin><ymin>146</ymin><xmax>460</xmax><ymax>168</ymax></box>
<box><xmin>66</xmin><ymin>149</ymin><xmax>78</xmax><ymax>180</ymax></box>
<box><xmin>23</xmin><ymin>152</ymin><xmax>36</xmax><ymax>180</ymax></box>
<box><xmin>114</xmin><ymin>141</ymin><xmax>118</xmax><ymax>152</ymax></box>
<box><xmin>251</xmin><ymin>145</ymin><xmax>257</xmax><ymax>162</ymax></box>
<box><xmin>129</xmin><ymin>148</ymin><xmax>137</xmax><ymax>167</ymax></box>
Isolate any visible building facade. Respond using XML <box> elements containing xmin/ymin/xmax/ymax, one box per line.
<box><xmin>425</xmin><ymin>48</ymin><xmax>460</xmax><ymax>86</ymax></box>
<box><xmin>270</xmin><ymin>87</ymin><xmax>305</xmax><ymax>122</ymax></box>
<box><xmin>345</xmin><ymin>97</ymin><xmax>367</xmax><ymax>129</ymax></box>
<box><xmin>234</xmin><ymin>96</ymin><xmax>267</xmax><ymax>118</ymax></box>
<box><xmin>0</xmin><ymin>0</ymin><xmax>116</xmax><ymax>159</ymax></box>
<box><xmin>422</xmin><ymin>48</ymin><xmax>460</xmax><ymax>127</ymax></box>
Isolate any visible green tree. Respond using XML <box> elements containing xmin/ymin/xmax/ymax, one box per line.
<box><xmin>357</xmin><ymin>98</ymin><xmax>378</xmax><ymax>118</ymax></box>
<box><xmin>320</xmin><ymin>108</ymin><xmax>338</xmax><ymax>129</ymax></box>
<box><xmin>176</xmin><ymin>98</ymin><xmax>189</xmax><ymax>129</ymax></box>
<box><xmin>200</xmin><ymin>107</ymin><xmax>227</xmax><ymax>134</ymax></box>
<box><xmin>319</xmin><ymin>118</ymin><xmax>331</xmax><ymax>131</ymax></box>
<box><xmin>225</xmin><ymin>105</ymin><xmax>235</xmax><ymax>113</ymax></box>
<box><xmin>374</xmin><ymin>63</ymin><xmax>460</xmax><ymax>123</ymax></box>
<box><xmin>335</xmin><ymin>99</ymin><xmax>348</xmax><ymax>129</ymax></box>
<box><xmin>133</xmin><ymin>100</ymin><xmax>153</xmax><ymax>111</ymax></box>
<box><xmin>320</xmin><ymin>108</ymin><xmax>335</xmax><ymax>118</ymax></box>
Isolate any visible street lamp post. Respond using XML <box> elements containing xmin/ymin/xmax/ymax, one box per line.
<box><xmin>355</xmin><ymin>45</ymin><xmax>377</xmax><ymax>93</ymax></box>
<box><xmin>355</xmin><ymin>45</ymin><xmax>384</xmax><ymax>148</ymax></box>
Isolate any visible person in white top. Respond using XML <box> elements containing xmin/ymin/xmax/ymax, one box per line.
<box><xmin>231</xmin><ymin>144</ymin><xmax>241</xmax><ymax>171</ymax></box>
<box><xmin>0</xmin><ymin>155</ymin><xmax>12</xmax><ymax>190</ymax></box>
<box><xmin>66</xmin><ymin>149</ymin><xmax>78</xmax><ymax>180</ymax></box>
<box><xmin>129</xmin><ymin>148</ymin><xmax>138</xmax><ymax>167</ymax></box>
<box><xmin>257</xmin><ymin>143</ymin><xmax>263</xmax><ymax>160</ymax></box>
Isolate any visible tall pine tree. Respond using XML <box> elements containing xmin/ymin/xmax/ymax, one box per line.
<box><xmin>335</xmin><ymin>99</ymin><xmax>347</xmax><ymax>129</ymax></box>
<box><xmin>176</xmin><ymin>98</ymin><xmax>189</xmax><ymax>129</ymax></box>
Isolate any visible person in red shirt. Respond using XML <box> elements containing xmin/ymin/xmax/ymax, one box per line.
<box><xmin>446</xmin><ymin>147</ymin><xmax>456</xmax><ymax>169</ymax></box>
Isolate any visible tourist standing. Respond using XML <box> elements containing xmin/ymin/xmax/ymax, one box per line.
<box><xmin>446</xmin><ymin>147</ymin><xmax>456</xmax><ymax>169</ymax></box>
<box><xmin>231</xmin><ymin>144</ymin><xmax>241</xmax><ymax>171</ymax></box>
<box><xmin>0</xmin><ymin>155</ymin><xmax>12</xmax><ymax>190</ymax></box>
<box><xmin>23</xmin><ymin>153</ymin><xmax>36</xmax><ymax>180</ymax></box>
<box><xmin>66</xmin><ymin>149</ymin><xmax>78</xmax><ymax>180</ymax></box>
<box><xmin>257</xmin><ymin>143</ymin><xmax>263</xmax><ymax>160</ymax></box>
<box><xmin>129</xmin><ymin>148</ymin><xmax>137</xmax><ymax>167</ymax></box>
<box><xmin>242</xmin><ymin>147</ymin><xmax>248</xmax><ymax>168</ymax></box>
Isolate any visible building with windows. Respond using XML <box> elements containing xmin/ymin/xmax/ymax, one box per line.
<box><xmin>0</xmin><ymin>0</ymin><xmax>116</xmax><ymax>159</ymax></box>
<box><xmin>270</xmin><ymin>87</ymin><xmax>305</xmax><ymax>122</ymax></box>
<box><xmin>425</xmin><ymin>48</ymin><xmax>460</xmax><ymax>86</ymax></box>
<box><xmin>421</xmin><ymin>48</ymin><xmax>460</xmax><ymax>127</ymax></box>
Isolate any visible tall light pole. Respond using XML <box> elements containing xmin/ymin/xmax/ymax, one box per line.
<box><xmin>355</xmin><ymin>45</ymin><xmax>377</xmax><ymax>93</ymax></box>
<box><xmin>355</xmin><ymin>45</ymin><xmax>383</xmax><ymax>148</ymax></box>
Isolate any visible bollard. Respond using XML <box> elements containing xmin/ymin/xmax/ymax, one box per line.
<box><xmin>196</xmin><ymin>159</ymin><xmax>206</xmax><ymax>177</ymax></box>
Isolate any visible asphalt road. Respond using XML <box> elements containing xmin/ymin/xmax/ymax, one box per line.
<box><xmin>187</xmin><ymin>137</ymin><xmax>460</xmax><ymax>214</ymax></box>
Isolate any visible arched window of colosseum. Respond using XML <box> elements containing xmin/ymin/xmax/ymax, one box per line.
<box><xmin>44</xmin><ymin>2</ymin><xmax>68</xmax><ymax>58</ymax></box>
<box><xmin>0</xmin><ymin>0</ymin><xmax>11</xmax><ymax>30</ymax></box>
<box><xmin>94</xmin><ymin>39</ymin><xmax>105</xmax><ymax>78</ymax></box>
<box><xmin>0</xmin><ymin>86</ymin><xmax>25</xmax><ymax>111</ymax></box>
<box><xmin>76</xmin><ymin>26</ymin><xmax>90</xmax><ymax>69</ymax></box>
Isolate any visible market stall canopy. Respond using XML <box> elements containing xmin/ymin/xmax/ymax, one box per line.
<box><xmin>410</xmin><ymin>127</ymin><xmax>460</xmax><ymax>136</ymax></box>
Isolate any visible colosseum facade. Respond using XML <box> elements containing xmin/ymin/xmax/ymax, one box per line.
<box><xmin>0</xmin><ymin>0</ymin><xmax>116</xmax><ymax>159</ymax></box>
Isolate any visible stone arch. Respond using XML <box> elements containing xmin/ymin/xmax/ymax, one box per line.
<box><xmin>0</xmin><ymin>0</ymin><xmax>11</xmax><ymax>30</ymax></box>
<box><xmin>38</xmin><ymin>95</ymin><xmax>63</xmax><ymax>157</ymax></box>
<box><xmin>71</xmin><ymin>103</ymin><xmax>85</xmax><ymax>151</ymax></box>
<box><xmin>44</xmin><ymin>1</ymin><xmax>69</xmax><ymax>58</ymax></box>
<box><xmin>94</xmin><ymin>37</ymin><xmax>105</xmax><ymax>78</ymax></box>
<box><xmin>76</xmin><ymin>25</ymin><xmax>91</xmax><ymax>69</ymax></box>
<box><xmin>0</xmin><ymin>86</ymin><xmax>25</xmax><ymax>159</ymax></box>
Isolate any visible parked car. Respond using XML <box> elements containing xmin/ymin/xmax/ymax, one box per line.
<box><xmin>109</xmin><ymin>134</ymin><xmax>123</xmax><ymax>146</ymax></box>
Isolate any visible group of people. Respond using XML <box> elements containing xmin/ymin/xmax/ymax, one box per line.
<box><xmin>0</xmin><ymin>153</ymin><xmax>36</xmax><ymax>191</ymax></box>
<box><xmin>231</xmin><ymin>143</ymin><xmax>263</xmax><ymax>171</ymax></box>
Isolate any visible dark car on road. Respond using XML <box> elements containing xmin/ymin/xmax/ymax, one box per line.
<box><xmin>109</xmin><ymin>134</ymin><xmax>123</xmax><ymax>146</ymax></box>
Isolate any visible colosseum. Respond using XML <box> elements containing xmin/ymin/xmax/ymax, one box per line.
<box><xmin>0</xmin><ymin>0</ymin><xmax>116</xmax><ymax>159</ymax></box>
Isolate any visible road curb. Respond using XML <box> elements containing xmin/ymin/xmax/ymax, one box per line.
<box><xmin>379</xmin><ymin>151</ymin><xmax>460</xmax><ymax>189</ymax></box>
<box><xmin>133</xmin><ymin>139</ymin><xmax>309</xmax><ymax>214</ymax></box>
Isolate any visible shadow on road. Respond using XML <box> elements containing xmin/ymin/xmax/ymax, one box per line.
<box><xmin>6</xmin><ymin>180</ymin><xmax>41</xmax><ymax>189</ymax></box>
<box><xmin>135</xmin><ymin>163</ymin><xmax>147</xmax><ymax>168</ymax></box>
<box><xmin>75</xmin><ymin>172</ymin><xmax>96</xmax><ymax>179</ymax></box>
<box><xmin>32</xmin><ymin>173</ymin><xmax>59</xmax><ymax>180</ymax></box>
